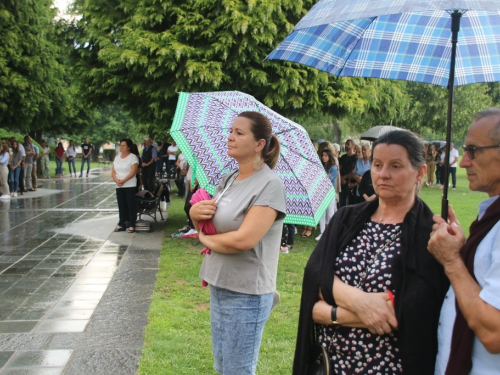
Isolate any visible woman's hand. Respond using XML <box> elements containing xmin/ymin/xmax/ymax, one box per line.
<box><xmin>349</xmin><ymin>291</ymin><xmax>397</xmax><ymax>335</ymax></box>
<box><xmin>190</xmin><ymin>199</ymin><xmax>217</xmax><ymax>222</ymax></box>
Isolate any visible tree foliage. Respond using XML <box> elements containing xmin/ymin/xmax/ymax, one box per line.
<box><xmin>68</xmin><ymin>0</ymin><xmax>412</xmax><ymax>137</ymax></box>
<box><xmin>0</xmin><ymin>1</ymin><xmax>83</xmax><ymax>136</ymax></box>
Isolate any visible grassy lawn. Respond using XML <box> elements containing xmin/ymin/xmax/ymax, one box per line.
<box><xmin>138</xmin><ymin>162</ymin><xmax>488</xmax><ymax>375</ymax></box>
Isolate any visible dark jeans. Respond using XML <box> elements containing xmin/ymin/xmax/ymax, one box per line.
<box><xmin>142</xmin><ymin>163</ymin><xmax>156</xmax><ymax>192</ymax></box>
<box><xmin>449</xmin><ymin>167</ymin><xmax>457</xmax><ymax>188</ymax></box>
<box><xmin>67</xmin><ymin>157</ymin><xmax>76</xmax><ymax>174</ymax></box>
<box><xmin>285</xmin><ymin>224</ymin><xmax>295</xmax><ymax>246</ymax></box>
<box><xmin>116</xmin><ymin>187</ymin><xmax>137</xmax><ymax>228</ymax></box>
<box><xmin>80</xmin><ymin>156</ymin><xmax>91</xmax><ymax>175</ymax></box>
<box><xmin>435</xmin><ymin>164</ymin><xmax>442</xmax><ymax>185</ymax></box>
<box><xmin>339</xmin><ymin>183</ymin><xmax>349</xmax><ymax>207</ymax></box>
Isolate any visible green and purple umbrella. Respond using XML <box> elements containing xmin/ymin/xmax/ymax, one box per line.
<box><xmin>170</xmin><ymin>91</ymin><xmax>335</xmax><ymax>226</ymax></box>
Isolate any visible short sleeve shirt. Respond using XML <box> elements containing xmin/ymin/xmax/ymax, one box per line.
<box><xmin>113</xmin><ymin>154</ymin><xmax>139</xmax><ymax>188</ymax></box>
<box><xmin>199</xmin><ymin>164</ymin><xmax>287</xmax><ymax>295</ymax></box>
<box><xmin>435</xmin><ymin>195</ymin><xmax>500</xmax><ymax>375</ymax></box>
<box><xmin>81</xmin><ymin>143</ymin><xmax>92</xmax><ymax>156</ymax></box>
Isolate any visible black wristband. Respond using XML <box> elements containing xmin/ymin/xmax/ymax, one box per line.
<box><xmin>331</xmin><ymin>306</ymin><xmax>338</xmax><ymax>324</ymax></box>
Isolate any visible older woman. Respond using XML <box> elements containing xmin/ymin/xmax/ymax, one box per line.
<box><xmin>294</xmin><ymin>131</ymin><xmax>449</xmax><ymax>375</ymax></box>
<box><xmin>190</xmin><ymin>111</ymin><xmax>286</xmax><ymax>375</ymax></box>
<box><xmin>112</xmin><ymin>139</ymin><xmax>139</xmax><ymax>233</ymax></box>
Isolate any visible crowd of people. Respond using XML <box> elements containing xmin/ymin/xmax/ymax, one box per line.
<box><xmin>0</xmin><ymin>136</ymin><xmax>41</xmax><ymax>199</ymax></box>
<box><xmin>181</xmin><ymin>108</ymin><xmax>500</xmax><ymax>375</ymax></box>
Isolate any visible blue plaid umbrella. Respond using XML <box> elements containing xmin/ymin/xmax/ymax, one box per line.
<box><xmin>267</xmin><ymin>0</ymin><xmax>500</xmax><ymax>218</ymax></box>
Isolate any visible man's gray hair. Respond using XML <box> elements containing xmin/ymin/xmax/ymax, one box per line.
<box><xmin>474</xmin><ymin>107</ymin><xmax>500</xmax><ymax>142</ymax></box>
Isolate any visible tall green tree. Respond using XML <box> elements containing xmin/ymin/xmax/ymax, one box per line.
<box><xmin>398</xmin><ymin>82</ymin><xmax>492</xmax><ymax>141</ymax></box>
<box><xmin>0</xmin><ymin>1</ymin><xmax>81</xmax><ymax>137</ymax></box>
<box><xmin>68</xmin><ymin>0</ymin><xmax>412</xmax><ymax>137</ymax></box>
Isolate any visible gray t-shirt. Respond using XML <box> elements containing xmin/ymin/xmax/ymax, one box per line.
<box><xmin>199</xmin><ymin>164</ymin><xmax>287</xmax><ymax>295</ymax></box>
<box><xmin>24</xmin><ymin>143</ymin><xmax>34</xmax><ymax>164</ymax></box>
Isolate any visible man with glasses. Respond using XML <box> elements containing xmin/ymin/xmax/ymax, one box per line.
<box><xmin>428</xmin><ymin>107</ymin><xmax>500</xmax><ymax>375</ymax></box>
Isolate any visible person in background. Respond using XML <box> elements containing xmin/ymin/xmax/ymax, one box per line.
<box><xmin>40</xmin><ymin>140</ymin><xmax>50</xmax><ymax>179</ymax></box>
<box><xmin>448</xmin><ymin>143</ymin><xmax>459</xmax><ymax>190</ymax></box>
<box><xmin>112</xmin><ymin>138</ymin><xmax>139</xmax><ymax>233</ymax></box>
<box><xmin>294</xmin><ymin>130</ymin><xmax>448</xmax><ymax>375</ymax></box>
<box><xmin>339</xmin><ymin>139</ymin><xmax>357</xmax><ymax>207</ymax></box>
<box><xmin>140</xmin><ymin>138</ymin><xmax>157</xmax><ymax>192</ymax></box>
<box><xmin>425</xmin><ymin>143</ymin><xmax>437</xmax><ymax>187</ymax></box>
<box><xmin>55</xmin><ymin>142</ymin><xmax>65</xmax><ymax>178</ymax></box>
<box><xmin>349</xmin><ymin>143</ymin><xmax>371</xmax><ymax>204</ymax></box>
<box><xmin>80</xmin><ymin>137</ymin><xmax>92</xmax><ymax>177</ymax></box>
<box><xmin>166</xmin><ymin>140</ymin><xmax>178</xmax><ymax>178</ymax></box>
<box><xmin>155</xmin><ymin>140</ymin><xmax>163</xmax><ymax>176</ymax></box>
<box><xmin>31</xmin><ymin>141</ymin><xmax>39</xmax><ymax>190</ymax></box>
<box><xmin>9</xmin><ymin>137</ymin><xmax>26</xmax><ymax>195</ymax></box>
<box><xmin>0</xmin><ymin>142</ymin><xmax>10</xmax><ymax>199</ymax></box>
<box><xmin>130</xmin><ymin>143</ymin><xmax>141</xmax><ymax>191</ymax></box>
<box><xmin>435</xmin><ymin>145</ymin><xmax>444</xmax><ymax>186</ymax></box>
<box><xmin>23</xmin><ymin>136</ymin><xmax>35</xmax><ymax>191</ymax></box>
<box><xmin>9</xmin><ymin>140</ymin><xmax>24</xmax><ymax>197</ymax></box>
<box><xmin>189</xmin><ymin>111</ymin><xmax>286</xmax><ymax>375</ymax></box>
<box><xmin>159</xmin><ymin>138</ymin><xmax>171</xmax><ymax>177</ymax></box>
<box><xmin>428</xmin><ymin>108</ymin><xmax>500</xmax><ymax>375</ymax></box>
<box><xmin>66</xmin><ymin>140</ymin><xmax>77</xmax><ymax>177</ymax></box>
<box><xmin>316</xmin><ymin>147</ymin><xmax>338</xmax><ymax>241</ymax></box>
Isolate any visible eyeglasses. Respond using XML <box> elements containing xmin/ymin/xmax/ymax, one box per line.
<box><xmin>462</xmin><ymin>145</ymin><xmax>500</xmax><ymax>160</ymax></box>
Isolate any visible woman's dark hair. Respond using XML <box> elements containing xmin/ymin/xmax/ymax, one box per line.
<box><xmin>12</xmin><ymin>140</ymin><xmax>19</xmax><ymax>153</ymax></box>
<box><xmin>321</xmin><ymin>149</ymin><xmax>335</xmax><ymax>171</ymax></box>
<box><xmin>371</xmin><ymin>130</ymin><xmax>425</xmax><ymax>169</ymax></box>
<box><xmin>57</xmin><ymin>142</ymin><xmax>63</xmax><ymax>148</ymax></box>
<box><xmin>130</xmin><ymin>143</ymin><xmax>139</xmax><ymax>157</ymax></box>
<box><xmin>119</xmin><ymin>138</ymin><xmax>133</xmax><ymax>151</ymax></box>
<box><xmin>238</xmin><ymin>111</ymin><xmax>280</xmax><ymax>169</ymax></box>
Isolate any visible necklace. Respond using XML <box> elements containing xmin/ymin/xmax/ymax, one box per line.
<box><xmin>378</xmin><ymin>216</ymin><xmax>384</xmax><ymax>224</ymax></box>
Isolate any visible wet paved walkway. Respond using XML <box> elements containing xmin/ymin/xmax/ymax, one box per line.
<box><xmin>0</xmin><ymin>168</ymin><xmax>166</xmax><ymax>374</ymax></box>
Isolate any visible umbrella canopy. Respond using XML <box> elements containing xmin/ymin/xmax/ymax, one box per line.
<box><xmin>171</xmin><ymin>91</ymin><xmax>336</xmax><ymax>226</ymax></box>
<box><xmin>360</xmin><ymin>125</ymin><xmax>403</xmax><ymax>141</ymax></box>
<box><xmin>267</xmin><ymin>0</ymin><xmax>500</xmax><ymax>218</ymax></box>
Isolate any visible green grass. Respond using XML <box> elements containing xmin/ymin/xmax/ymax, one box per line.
<box><xmin>138</xmin><ymin>161</ymin><xmax>487</xmax><ymax>375</ymax></box>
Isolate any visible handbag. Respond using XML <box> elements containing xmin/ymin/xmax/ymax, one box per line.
<box><xmin>307</xmin><ymin>344</ymin><xmax>332</xmax><ymax>375</ymax></box>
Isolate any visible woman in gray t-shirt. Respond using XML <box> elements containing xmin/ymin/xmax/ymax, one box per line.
<box><xmin>190</xmin><ymin>112</ymin><xmax>286</xmax><ymax>375</ymax></box>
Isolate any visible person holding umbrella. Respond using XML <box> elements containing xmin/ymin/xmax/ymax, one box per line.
<box><xmin>429</xmin><ymin>108</ymin><xmax>500</xmax><ymax>375</ymax></box>
<box><xmin>294</xmin><ymin>130</ymin><xmax>448</xmax><ymax>375</ymax></box>
<box><xmin>190</xmin><ymin>111</ymin><xmax>286</xmax><ymax>375</ymax></box>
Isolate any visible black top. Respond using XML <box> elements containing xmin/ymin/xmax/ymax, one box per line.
<box><xmin>293</xmin><ymin>198</ymin><xmax>449</xmax><ymax>375</ymax></box>
<box><xmin>339</xmin><ymin>154</ymin><xmax>357</xmax><ymax>177</ymax></box>
<box><xmin>141</xmin><ymin>146</ymin><xmax>153</xmax><ymax>163</ymax></box>
<box><xmin>81</xmin><ymin>143</ymin><xmax>92</xmax><ymax>157</ymax></box>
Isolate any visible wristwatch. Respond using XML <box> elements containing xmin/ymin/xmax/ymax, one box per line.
<box><xmin>331</xmin><ymin>306</ymin><xmax>339</xmax><ymax>325</ymax></box>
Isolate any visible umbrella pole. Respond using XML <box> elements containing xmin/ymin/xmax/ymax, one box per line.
<box><xmin>441</xmin><ymin>10</ymin><xmax>462</xmax><ymax>221</ymax></box>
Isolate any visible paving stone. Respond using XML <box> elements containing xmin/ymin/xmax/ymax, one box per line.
<box><xmin>0</xmin><ymin>321</ymin><xmax>38</xmax><ymax>334</ymax></box>
<box><xmin>64</xmin><ymin>349</ymin><xmax>141</xmax><ymax>375</ymax></box>
<box><xmin>0</xmin><ymin>368</ymin><xmax>65</xmax><ymax>375</ymax></box>
<box><xmin>7</xmin><ymin>350</ymin><xmax>73</xmax><ymax>367</ymax></box>
<box><xmin>0</xmin><ymin>334</ymin><xmax>52</xmax><ymax>350</ymax></box>
<box><xmin>0</xmin><ymin>351</ymin><xmax>14</xmax><ymax>369</ymax></box>
<box><xmin>48</xmin><ymin>332</ymin><xmax>144</xmax><ymax>350</ymax></box>
<box><xmin>34</xmin><ymin>320</ymin><xmax>89</xmax><ymax>333</ymax></box>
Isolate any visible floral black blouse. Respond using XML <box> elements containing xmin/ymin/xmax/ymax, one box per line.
<box><xmin>317</xmin><ymin>220</ymin><xmax>403</xmax><ymax>375</ymax></box>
